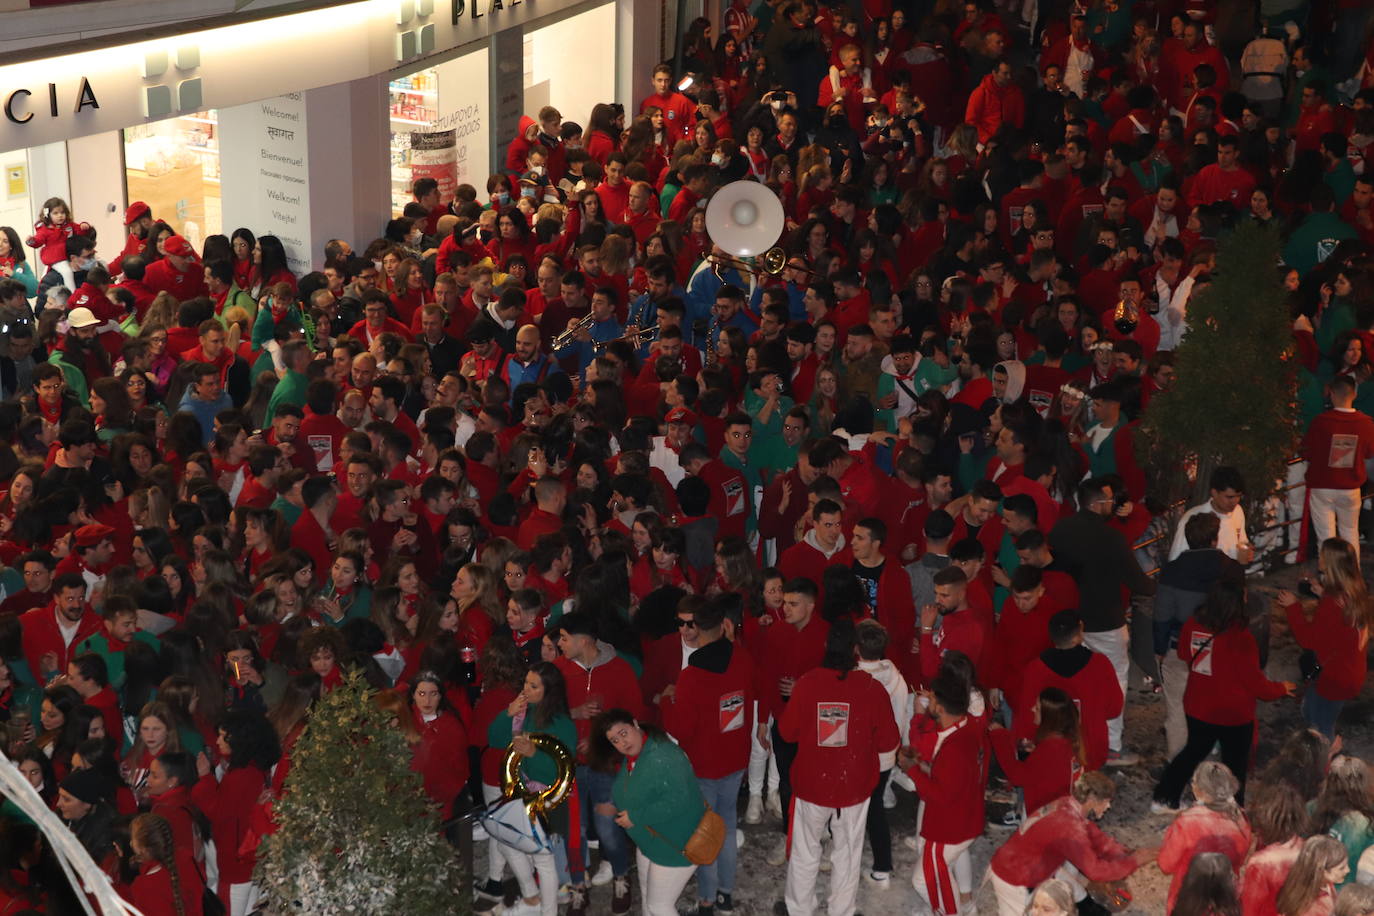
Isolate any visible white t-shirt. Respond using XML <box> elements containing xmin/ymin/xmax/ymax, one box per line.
<box><xmin>1168</xmin><ymin>501</ymin><xmax>1249</xmax><ymax>561</ymax></box>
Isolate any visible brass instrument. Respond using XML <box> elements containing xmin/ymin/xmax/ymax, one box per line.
<box><xmin>500</xmin><ymin>733</ymin><xmax>575</xmax><ymax>818</ymax></box>
<box><xmin>594</xmin><ymin>325</ymin><xmax>660</xmax><ymax>353</ymax></box>
<box><xmin>705</xmin><ymin>316</ymin><xmax>721</xmax><ymax>368</ymax></box>
<box><xmin>1112</xmin><ymin>298</ymin><xmax>1138</xmax><ymax>335</ymax></box>
<box><xmin>552</xmin><ymin>312</ymin><xmax>596</xmax><ymax>350</ymax></box>
<box><xmin>708</xmin><ymin>245</ymin><xmax>789</xmax><ymax>282</ymax></box>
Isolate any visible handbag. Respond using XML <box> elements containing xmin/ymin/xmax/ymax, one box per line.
<box><xmin>478</xmin><ymin>795</ymin><xmax>555</xmax><ymax>855</ymax></box>
<box><xmin>648</xmin><ymin>805</ymin><xmax>726</xmax><ymax>866</ymax></box>
<box><xmin>1299</xmin><ymin>649</ymin><xmax>1323</xmax><ymax>683</ymax></box>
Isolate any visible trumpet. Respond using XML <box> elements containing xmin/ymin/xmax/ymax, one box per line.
<box><xmin>1113</xmin><ymin>298</ymin><xmax>1139</xmax><ymax>335</ymax></box>
<box><xmin>594</xmin><ymin>325</ymin><xmax>660</xmax><ymax>352</ymax></box>
<box><xmin>552</xmin><ymin>312</ymin><xmax>596</xmax><ymax>350</ymax></box>
<box><xmin>708</xmin><ymin>245</ymin><xmax>790</xmax><ymax>282</ymax></box>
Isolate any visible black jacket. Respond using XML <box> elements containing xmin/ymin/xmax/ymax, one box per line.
<box><xmin>1048</xmin><ymin>509</ymin><xmax>1156</xmax><ymax>631</ymax></box>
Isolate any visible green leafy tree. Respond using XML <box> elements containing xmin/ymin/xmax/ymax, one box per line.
<box><xmin>1138</xmin><ymin>220</ymin><xmax>1298</xmax><ymax>521</ymax></box>
<box><xmin>255</xmin><ymin>669</ymin><xmax>467</xmax><ymax>914</ymax></box>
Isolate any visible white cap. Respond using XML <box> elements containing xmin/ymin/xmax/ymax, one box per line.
<box><xmin>67</xmin><ymin>307</ymin><xmax>100</xmax><ymax>329</ymax></box>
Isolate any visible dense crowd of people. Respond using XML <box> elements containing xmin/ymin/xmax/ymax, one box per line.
<box><xmin>5</xmin><ymin>0</ymin><xmax>1374</xmax><ymax>914</ymax></box>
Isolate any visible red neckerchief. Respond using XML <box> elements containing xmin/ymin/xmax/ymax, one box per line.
<box><xmin>321</xmin><ymin>666</ymin><xmax>343</xmax><ymax>691</ymax></box>
<box><xmin>401</xmin><ymin>592</ymin><xmax>420</xmax><ymax>619</ymax></box>
<box><xmin>37</xmin><ymin>397</ymin><xmax>62</xmax><ymax>426</ymax></box>
<box><xmin>512</xmin><ymin>617</ymin><xmax>546</xmax><ymax>648</ymax></box>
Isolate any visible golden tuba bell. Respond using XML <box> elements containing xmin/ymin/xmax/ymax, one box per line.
<box><xmin>500</xmin><ymin>733</ymin><xmax>576</xmax><ymax>819</ymax></box>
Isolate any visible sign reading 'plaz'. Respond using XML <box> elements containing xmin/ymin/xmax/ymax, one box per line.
<box><xmin>453</xmin><ymin>0</ymin><xmax>525</xmax><ymax>22</ymax></box>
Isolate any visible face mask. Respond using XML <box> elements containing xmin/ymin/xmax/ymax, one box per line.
<box><xmin>521</xmin><ymin>186</ymin><xmax>537</xmax><ymax>199</ymax></box>
<box><xmin>711</xmin><ymin>153</ymin><xmax>727</xmax><ymax>167</ymax></box>
<box><xmin>495</xmin><ymin>191</ymin><xmax>510</xmax><ymax>205</ymax></box>
<box><xmin>771</xmin><ymin>99</ymin><xmax>785</xmax><ymax>111</ymax></box>
<box><xmin>530</xmin><ymin>165</ymin><xmax>545</xmax><ymax>176</ymax></box>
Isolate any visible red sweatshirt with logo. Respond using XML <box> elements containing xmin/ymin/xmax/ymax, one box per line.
<box><xmin>780</xmin><ymin>667</ymin><xmax>899</xmax><ymax>808</ymax></box>
<box><xmin>661</xmin><ymin>639</ymin><xmax>757</xmax><ymax>779</ymax></box>
<box><xmin>1302</xmin><ymin>408</ymin><xmax>1374</xmax><ymax>489</ymax></box>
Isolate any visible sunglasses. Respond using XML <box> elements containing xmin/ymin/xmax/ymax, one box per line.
<box><xmin>676</xmin><ymin>618</ymin><xmax>697</xmax><ymax>629</ymax></box>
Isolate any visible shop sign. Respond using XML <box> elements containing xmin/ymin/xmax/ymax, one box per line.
<box><xmin>4</xmin><ymin>78</ymin><xmax>99</xmax><ymax>124</ymax></box>
<box><xmin>452</xmin><ymin>0</ymin><xmax>523</xmax><ymax>22</ymax></box>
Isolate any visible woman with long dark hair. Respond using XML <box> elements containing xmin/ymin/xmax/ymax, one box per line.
<box><xmin>130</xmin><ymin>811</ymin><xmax>206</xmax><ymax>916</ymax></box>
<box><xmin>989</xmin><ymin>687</ymin><xmax>1083</xmax><ymax>817</ymax></box>
<box><xmin>1152</xmin><ymin>580</ymin><xmax>1294</xmax><ymax>810</ymax></box>
<box><xmin>250</xmin><ymin>234</ymin><xmax>295</xmax><ymax>299</ymax></box>
<box><xmin>191</xmin><ymin>707</ymin><xmax>280</xmax><ymax>914</ymax></box>
<box><xmin>487</xmin><ymin>661</ymin><xmax>577</xmax><ymax>916</ymax></box>
<box><xmin>89</xmin><ymin>377</ymin><xmax>135</xmax><ymax>441</ymax></box>
<box><xmin>408</xmin><ymin>670</ymin><xmax>469</xmax><ymax>818</ymax></box>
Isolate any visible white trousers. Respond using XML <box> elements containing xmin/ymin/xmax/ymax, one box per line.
<box><xmin>748</xmin><ymin>703</ymin><xmax>780</xmax><ymax>797</ymax></box>
<box><xmin>785</xmin><ymin>797</ymin><xmax>870</xmax><ymax>916</ymax></box>
<box><xmin>635</xmin><ymin>849</ymin><xmax>694</xmax><ymax>916</ymax></box>
<box><xmin>227</xmin><ymin>881</ymin><xmax>262</xmax><ymax>916</ymax></box>
<box><xmin>1160</xmin><ymin>651</ymin><xmax>1190</xmax><ymax>759</ymax></box>
<box><xmin>911</xmin><ymin>835</ymin><xmax>974</xmax><ymax>916</ymax></box>
<box><xmin>1308</xmin><ymin>487</ymin><xmax>1361</xmax><ymax>558</ymax></box>
<box><xmin>483</xmin><ymin>783</ymin><xmax>559</xmax><ymax>916</ymax></box>
<box><xmin>1083</xmin><ymin>625</ymin><xmax>1129</xmax><ymax>752</ymax></box>
<box><xmin>990</xmin><ymin>862</ymin><xmax>1087</xmax><ymax>916</ymax></box>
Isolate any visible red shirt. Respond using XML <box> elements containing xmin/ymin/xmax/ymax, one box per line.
<box><xmin>660</xmin><ymin>640</ymin><xmax>757</xmax><ymax>779</ymax></box>
<box><xmin>1016</xmin><ymin>648</ymin><xmax>1122</xmax><ymax>770</ymax></box>
<box><xmin>990</xmin><ymin>729</ymin><xmax>1078</xmax><ymax>815</ymax></box>
<box><xmin>19</xmin><ymin>603</ymin><xmax>101</xmax><ymax>683</ymax></box>
<box><xmin>779</xmin><ymin>667</ymin><xmax>899</xmax><ymax>807</ymax></box>
<box><xmin>1285</xmin><ymin>597</ymin><xmax>1369</xmax><ymax>701</ymax></box>
<box><xmin>907</xmin><ymin>714</ymin><xmax>986</xmax><ymax>843</ymax></box>
<box><xmin>640</xmin><ymin>91</ymin><xmax>697</xmax><ymax>142</ymax></box>
<box><xmin>411</xmin><ymin>710</ymin><xmax>468</xmax><ymax>816</ymax></box>
<box><xmin>191</xmin><ymin>765</ymin><xmax>267</xmax><ymax>885</ymax></box>
<box><xmin>1177</xmin><ymin>619</ymin><xmax>1287</xmax><ymax>724</ymax></box>
<box><xmin>555</xmin><ymin>650</ymin><xmax>646</xmax><ymax>752</ymax></box>
<box><xmin>1301</xmin><ymin>408</ymin><xmax>1374</xmax><ymax>489</ymax></box>
<box><xmin>144</xmin><ymin>258</ymin><xmax>208</xmax><ymax>301</ymax></box>
<box><xmin>757</xmin><ymin>613</ymin><xmax>830</xmax><ymax>722</ymax></box>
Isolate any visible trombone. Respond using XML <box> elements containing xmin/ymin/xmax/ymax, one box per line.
<box><xmin>594</xmin><ymin>326</ymin><xmax>660</xmax><ymax>353</ymax></box>
<box><xmin>708</xmin><ymin>246</ymin><xmax>792</xmax><ymax>282</ymax></box>
<box><xmin>552</xmin><ymin>312</ymin><xmax>596</xmax><ymax>350</ymax></box>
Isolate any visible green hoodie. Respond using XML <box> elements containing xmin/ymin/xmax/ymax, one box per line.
<box><xmin>611</xmin><ymin>734</ymin><xmax>707</xmax><ymax>867</ymax></box>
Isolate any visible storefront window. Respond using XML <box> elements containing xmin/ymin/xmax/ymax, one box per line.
<box><xmin>123</xmin><ymin>111</ymin><xmax>221</xmax><ymax>249</ymax></box>
<box><xmin>389</xmin><ymin>53</ymin><xmax>490</xmax><ymax>218</ymax></box>
<box><xmin>390</xmin><ymin>70</ymin><xmax>440</xmax><ymax>216</ymax></box>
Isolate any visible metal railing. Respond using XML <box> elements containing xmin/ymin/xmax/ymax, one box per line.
<box><xmin>1134</xmin><ymin>456</ymin><xmax>1307</xmax><ymax>577</ymax></box>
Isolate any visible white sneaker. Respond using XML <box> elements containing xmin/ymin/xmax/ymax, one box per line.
<box><xmin>865</xmin><ymin>871</ymin><xmax>891</xmax><ymax>888</ymax></box>
<box><xmin>736</xmin><ymin>828</ymin><xmax>746</xmax><ymax>850</ymax></box>
<box><xmin>590</xmin><ymin>860</ymin><xmax>613</xmax><ymax>886</ymax></box>
<box><xmin>766</xmin><ymin>838</ymin><xmax>788</xmax><ymax>866</ymax></box>
<box><xmin>1150</xmin><ymin>800</ymin><xmax>1179</xmax><ymax>815</ymax></box>
<box><xmin>883</xmin><ymin>784</ymin><xmax>897</xmax><ymax>809</ymax></box>
<box><xmin>766</xmin><ymin>791</ymin><xmax>783</xmax><ymax>819</ymax></box>
<box><xmin>500</xmin><ymin>902</ymin><xmax>541</xmax><ymax>916</ymax></box>
<box><xmin>745</xmin><ymin>795</ymin><xmax>763</xmax><ymax>824</ymax></box>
